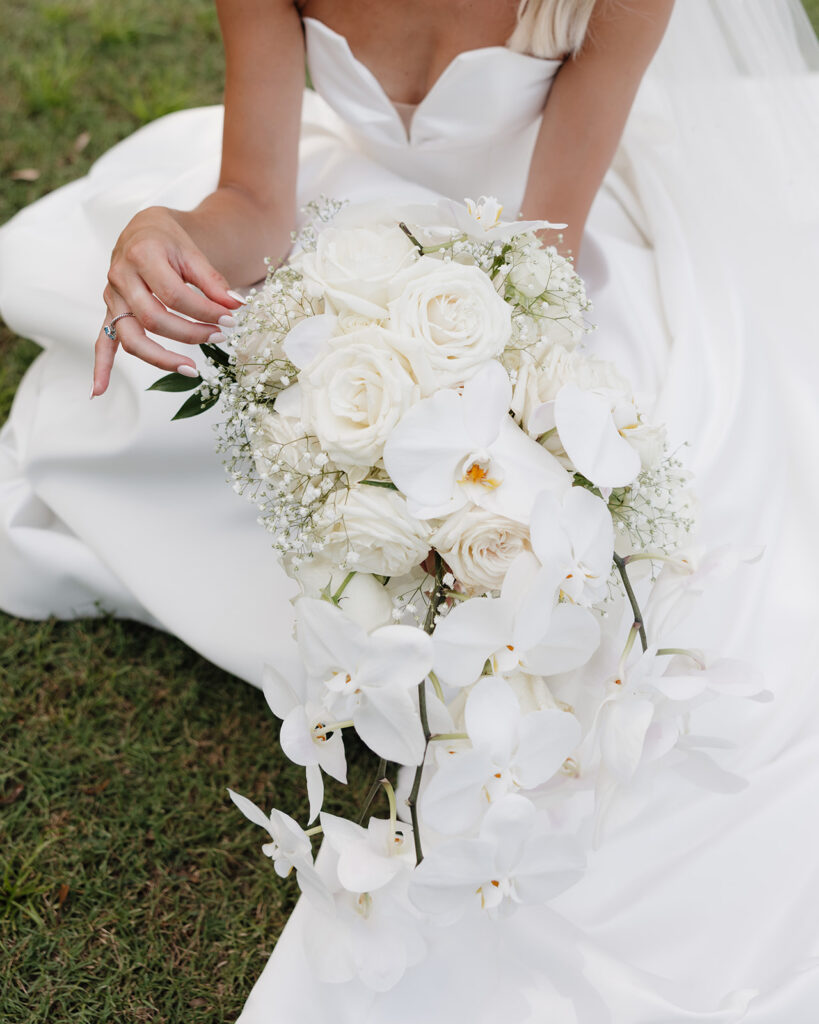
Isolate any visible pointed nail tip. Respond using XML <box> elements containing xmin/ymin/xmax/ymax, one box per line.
<box><xmin>177</xmin><ymin>364</ymin><xmax>200</xmax><ymax>378</ymax></box>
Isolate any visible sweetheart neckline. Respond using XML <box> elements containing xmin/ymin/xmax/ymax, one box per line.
<box><xmin>302</xmin><ymin>16</ymin><xmax>563</xmax><ymax>116</ymax></box>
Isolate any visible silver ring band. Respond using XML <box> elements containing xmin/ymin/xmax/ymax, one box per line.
<box><xmin>103</xmin><ymin>311</ymin><xmax>137</xmax><ymax>342</ymax></box>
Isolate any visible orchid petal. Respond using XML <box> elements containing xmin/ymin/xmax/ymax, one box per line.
<box><xmin>409</xmin><ymin>841</ymin><xmax>496</xmax><ymax>916</ymax></box>
<box><xmin>227</xmin><ymin>789</ymin><xmax>274</xmax><ymax>837</ymax></box>
<box><xmin>296</xmin><ymin>598</ymin><xmax>369</xmax><ymax>679</ymax></box>
<box><xmin>554</xmin><ymin>384</ymin><xmax>641</xmax><ymax>488</ymax></box>
<box><xmin>419</xmin><ymin>748</ymin><xmax>494</xmax><ymax>835</ymax></box>
<box><xmin>513</xmin><ymin>709</ymin><xmax>581</xmax><ymax>789</ymax></box>
<box><xmin>354</xmin><ymin>687</ymin><xmax>426</xmax><ymax>766</ymax></box>
<box><xmin>432</xmin><ymin>597</ymin><xmax>513</xmax><ymax>689</ymax></box>
<box><xmin>320</xmin><ymin>813</ymin><xmax>402</xmax><ymax>893</ymax></box>
<box><xmin>464</xmin><ymin>676</ymin><xmax>521</xmax><ymax>765</ymax></box>
<box><xmin>306</xmin><ymin>763</ymin><xmax>324</xmax><ymax>823</ymax></box>
<box><xmin>564</xmin><ymin>487</ymin><xmax>614</xmax><ymax>575</ymax></box>
<box><xmin>357</xmin><ymin>625</ymin><xmax>434</xmax><ymax>692</ymax></box>
<box><xmin>283</xmin><ymin>313</ymin><xmax>338</xmax><ymax>369</ymax></box>
<box><xmin>262</xmin><ymin>657</ymin><xmax>307</xmax><ymax>719</ymax></box>
<box><xmin>475</xmin><ymin>417</ymin><xmax>571</xmax><ymax>524</ymax></box>
<box><xmin>479</xmin><ymin>794</ymin><xmax>535</xmax><ymax>876</ymax></box>
<box><xmin>521</xmin><ymin>603</ymin><xmax>601</xmax><ymax>676</ymax></box>
<box><xmin>600</xmin><ymin>697</ymin><xmax>655</xmax><ymax>782</ymax></box>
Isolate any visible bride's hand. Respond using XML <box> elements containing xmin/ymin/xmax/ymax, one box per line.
<box><xmin>92</xmin><ymin>205</ymin><xmax>241</xmax><ymax>397</ymax></box>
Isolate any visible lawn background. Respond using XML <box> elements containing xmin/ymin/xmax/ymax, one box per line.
<box><xmin>2</xmin><ymin>4</ymin><xmax>818</xmax><ymax>1021</ymax></box>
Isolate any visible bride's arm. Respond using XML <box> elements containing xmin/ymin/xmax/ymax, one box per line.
<box><xmin>520</xmin><ymin>0</ymin><xmax>675</xmax><ymax>258</ymax></box>
<box><xmin>93</xmin><ymin>0</ymin><xmax>304</xmax><ymax>395</ymax></box>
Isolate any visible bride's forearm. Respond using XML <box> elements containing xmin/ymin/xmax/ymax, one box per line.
<box><xmin>521</xmin><ymin>0</ymin><xmax>675</xmax><ymax>261</ymax></box>
<box><xmin>170</xmin><ymin>187</ymin><xmax>295</xmax><ymax>288</ymax></box>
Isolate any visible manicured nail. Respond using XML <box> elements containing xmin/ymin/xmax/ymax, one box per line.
<box><xmin>89</xmin><ymin>383</ymin><xmax>96</xmax><ymax>400</ymax></box>
<box><xmin>218</xmin><ymin>315</ymin><xmax>236</xmax><ymax>328</ymax></box>
<box><xmin>227</xmin><ymin>290</ymin><xmax>247</xmax><ymax>304</ymax></box>
<box><xmin>177</xmin><ymin>364</ymin><xmax>199</xmax><ymax>378</ymax></box>
<box><xmin>207</xmin><ymin>331</ymin><xmax>224</xmax><ymax>344</ymax></box>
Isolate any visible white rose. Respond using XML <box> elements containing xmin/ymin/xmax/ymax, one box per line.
<box><xmin>252</xmin><ymin>409</ymin><xmax>319</xmax><ymax>478</ymax></box>
<box><xmin>284</xmin><ymin>554</ymin><xmax>394</xmax><ymax>631</ymax></box>
<box><xmin>388</xmin><ymin>257</ymin><xmax>512</xmax><ymax>389</ymax></box>
<box><xmin>507</xmin><ymin>248</ymin><xmax>556</xmax><ymax>299</ymax></box>
<box><xmin>431</xmin><ymin>504</ymin><xmax>531</xmax><ymax>595</ymax></box>
<box><xmin>335</xmin><ymin>486</ymin><xmax>431</xmax><ymax>576</ymax></box>
<box><xmin>299</xmin><ymin>326</ymin><xmax>424</xmax><ymax>469</ymax></box>
<box><xmin>297</xmin><ymin>224</ymin><xmax>417</xmax><ymax>318</ymax></box>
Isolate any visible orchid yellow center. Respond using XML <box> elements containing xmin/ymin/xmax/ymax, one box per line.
<box><xmin>461</xmin><ymin>461</ymin><xmax>501</xmax><ymax>489</ymax></box>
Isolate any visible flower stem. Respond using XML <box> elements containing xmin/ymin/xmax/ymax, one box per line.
<box><xmin>398</xmin><ymin>222</ymin><xmax>424</xmax><ymax>253</ymax></box>
<box><xmin>613</xmin><ymin>553</ymin><xmax>648</xmax><ymax>653</ymax></box>
<box><xmin>358</xmin><ymin>757</ymin><xmax>388</xmax><ymax>826</ymax></box>
<box><xmin>429</xmin><ymin>732</ymin><xmax>469</xmax><ymax>742</ymax></box>
<box><xmin>408</xmin><ymin>554</ymin><xmax>447</xmax><ymax>865</ymax></box>
<box><xmin>332</xmin><ymin>571</ymin><xmax>357</xmax><ymax>604</ymax></box>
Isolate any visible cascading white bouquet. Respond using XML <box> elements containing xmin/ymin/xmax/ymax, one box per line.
<box><xmin>153</xmin><ymin>197</ymin><xmax>768</xmax><ymax>991</ymax></box>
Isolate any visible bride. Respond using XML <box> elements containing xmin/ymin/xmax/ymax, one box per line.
<box><xmin>2</xmin><ymin>0</ymin><xmax>819</xmax><ymax>1020</ymax></box>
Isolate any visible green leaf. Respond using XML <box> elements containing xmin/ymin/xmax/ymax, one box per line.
<box><xmin>360</xmin><ymin>479</ymin><xmax>398</xmax><ymax>490</ymax></box>
<box><xmin>171</xmin><ymin>390</ymin><xmax>219</xmax><ymax>421</ymax></box>
<box><xmin>201</xmin><ymin>342</ymin><xmax>230</xmax><ymax>367</ymax></box>
<box><xmin>147</xmin><ymin>371</ymin><xmax>201</xmax><ymax>393</ymax></box>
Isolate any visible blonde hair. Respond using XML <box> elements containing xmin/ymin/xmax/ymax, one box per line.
<box><xmin>508</xmin><ymin>0</ymin><xmax>597</xmax><ymax>59</ymax></box>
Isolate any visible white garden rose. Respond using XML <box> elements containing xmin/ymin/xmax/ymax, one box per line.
<box><xmin>431</xmin><ymin>504</ymin><xmax>532</xmax><ymax>595</ymax></box>
<box><xmin>388</xmin><ymin>256</ymin><xmax>512</xmax><ymax>389</ymax></box>
<box><xmin>299</xmin><ymin>326</ymin><xmax>426</xmax><ymax>469</ymax></box>
<box><xmin>298</xmin><ymin>224</ymin><xmax>417</xmax><ymax>318</ymax></box>
<box><xmin>507</xmin><ymin>247</ymin><xmax>556</xmax><ymax>299</ymax></box>
<box><xmin>334</xmin><ymin>486</ymin><xmax>431</xmax><ymax>576</ymax></box>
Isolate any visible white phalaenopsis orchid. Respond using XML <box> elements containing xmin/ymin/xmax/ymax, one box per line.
<box><xmin>432</xmin><ymin>553</ymin><xmax>601</xmax><ymax>689</ymax></box>
<box><xmin>384</xmin><ymin>360</ymin><xmax>570</xmax><ymax>522</ymax></box>
<box><xmin>226</xmin><ymin>789</ymin><xmax>320</xmax><ymax>886</ymax></box>
<box><xmin>597</xmin><ymin>647</ymin><xmax>767</xmax><ymax>783</ymax></box>
<box><xmin>276</xmin><ymin>598</ymin><xmax>433</xmax><ymax>769</ymax></box>
<box><xmin>528</xmin><ymin>486</ymin><xmax>615</xmax><ymax>606</ymax></box>
<box><xmin>421</xmin><ymin>676</ymin><xmax>581</xmax><ymax>834</ymax></box>
<box><xmin>320</xmin><ymin>813</ymin><xmax>413</xmax><ymax>893</ymax></box>
<box><xmin>409</xmin><ymin>795</ymin><xmax>585</xmax><ymax>919</ymax></box>
<box><xmin>262</xmin><ymin>652</ymin><xmax>348</xmax><ymax>822</ymax></box>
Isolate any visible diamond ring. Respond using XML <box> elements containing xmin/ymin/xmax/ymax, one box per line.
<box><xmin>103</xmin><ymin>311</ymin><xmax>137</xmax><ymax>342</ymax></box>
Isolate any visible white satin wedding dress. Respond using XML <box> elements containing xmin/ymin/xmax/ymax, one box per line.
<box><xmin>2</xmin><ymin>3</ymin><xmax>819</xmax><ymax>1021</ymax></box>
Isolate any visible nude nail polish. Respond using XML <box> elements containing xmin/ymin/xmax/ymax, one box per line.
<box><xmin>177</xmin><ymin>364</ymin><xmax>199</xmax><ymax>378</ymax></box>
<box><xmin>89</xmin><ymin>384</ymin><xmax>96</xmax><ymax>400</ymax></box>
<box><xmin>207</xmin><ymin>331</ymin><xmax>224</xmax><ymax>344</ymax></box>
<box><xmin>218</xmin><ymin>315</ymin><xmax>236</xmax><ymax>328</ymax></box>
<box><xmin>227</xmin><ymin>290</ymin><xmax>248</xmax><ymax>305</ymax></box>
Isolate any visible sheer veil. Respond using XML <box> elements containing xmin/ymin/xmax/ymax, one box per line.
<box><xmin>596</xmin><ymin>0</ymin><xmax>818</xmax><ymax>507</ymax></box>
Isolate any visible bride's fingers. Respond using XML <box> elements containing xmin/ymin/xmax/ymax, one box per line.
<box><xmin>111</xmin><ymin>312</ymin><xmax>200</xmax><ymax>377</ymax></box>
<box><xmin>92</xmin><ymin>328</ymin><xmax>119</xmax><ymax>398</ymax></box>
<box><xmin>126</xmin><ymin>247</ymin><xmax>239</xmax><ymax>325</ymax></box>
<box><xmin>123</xmin><ymin>274</ymin><xmax>223</xmax><ymax>346</ymax></box>
<box><xmin>178</xmin><ymin>247</ymin><xmax>244</xmax><ymax>311</ymax></box>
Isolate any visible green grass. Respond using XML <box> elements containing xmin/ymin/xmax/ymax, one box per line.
<box><xmin>1</xmin><ymin>2</ymin><xmax>818</xmax><ymax>1021</ymax></box>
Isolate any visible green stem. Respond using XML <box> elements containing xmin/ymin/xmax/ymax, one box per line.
<box><xmin>398</xmin><ymin>221</ymin><xmax>424</xmax><ymax>253</ymax></box>
<box><xmin>332</xmin><ymin>571</ymin><xmax>356</xmax><ymax>604</ymax></box>
<box><xmin>657</xmin><ymin>647</ymin><xmax>705</xmax><ymax>668</ymax></box>
<box><xmin>429</xmin><ymin>732</ymin><xmax>469</xmax><ymax>742</ymax></box>
<box><xmin>613</xmin><ymin>553</ymin><xmax>648</xmax><ymax>653</ymax></box>
<box><xmin>409</xmin><ymin>554</ymin><xmax>447</xmax><ymax>864</ymax></box>
<box><xmin>358</xmin><ymin>757</ymin><xmax>388</xmax><ymax>826</ymax></box>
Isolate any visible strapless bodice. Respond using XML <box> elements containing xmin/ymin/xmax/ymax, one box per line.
<box><xmin>303</xmin><ymin>17</ymin><xmax>564</xmax><ymax>212</ymax></box>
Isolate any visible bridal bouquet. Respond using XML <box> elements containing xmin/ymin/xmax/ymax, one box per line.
<box><xmin>154</xmin><ymin>197</ymin><xmax>767</xmax><ymax>990</ymax></box>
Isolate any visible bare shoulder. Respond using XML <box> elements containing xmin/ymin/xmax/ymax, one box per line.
<box><xmin>583</xmin><ymin>0</ymin><xmax>676</xmax><ymax>68</ymax></box>
<box><xmin>215</xmin><ymin>0</ymin><xmax>302</xmax><ymax>47</ymax></box>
